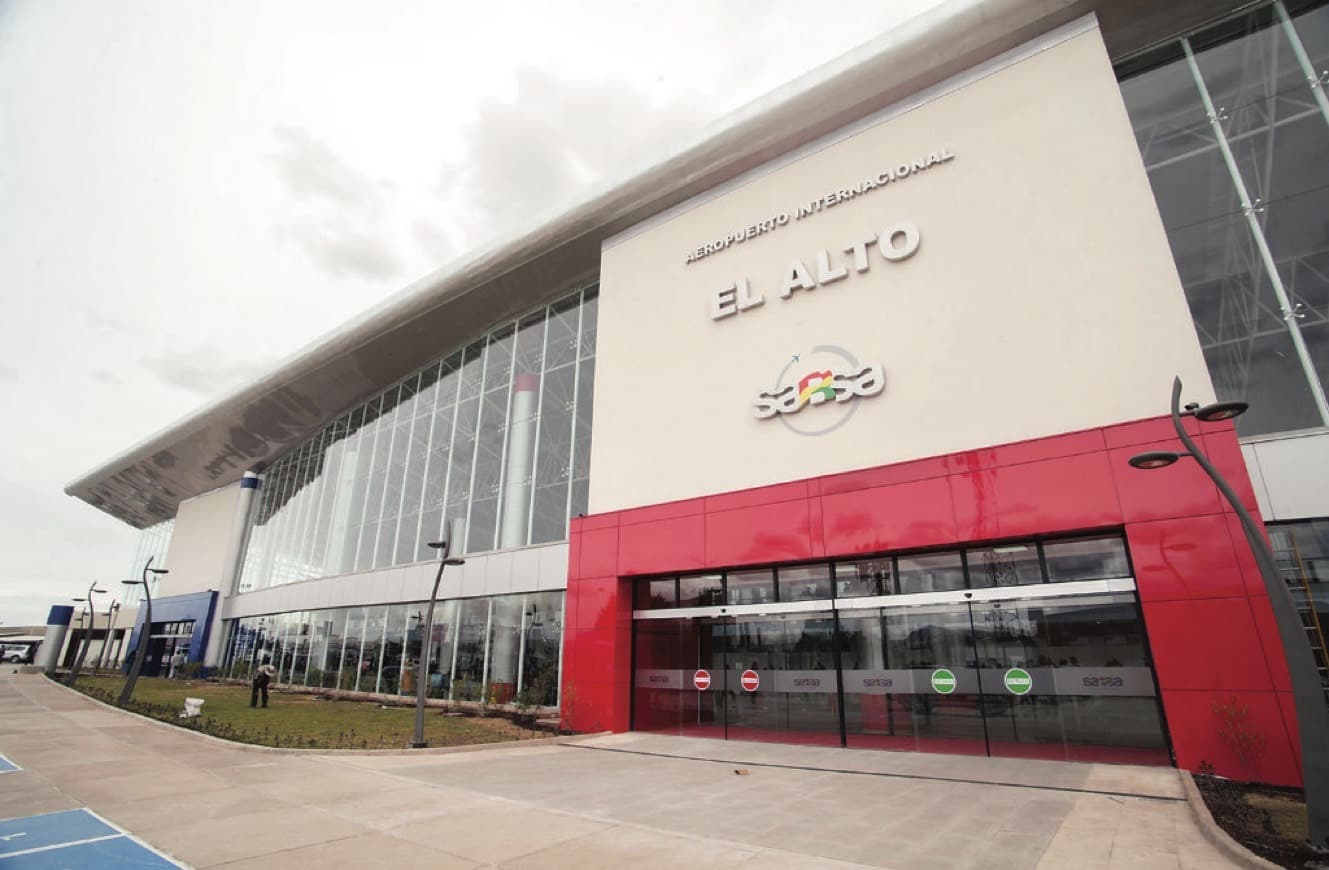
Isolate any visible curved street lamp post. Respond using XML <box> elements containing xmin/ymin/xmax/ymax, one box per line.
<box><xmin>65</xmin><ymin>583</ymin><xmax>107</xmax><ymax>686</ymax></box>
<box><xmin>413</xmin><ymin>521</ymin><xmax>465</xmax><ymax>748</ymax></box>
<box><xmin>93</xmin><ymin>601</ymin><xmax>121</xmax><ymax>673</ymax></box>
<box><xmin>119</xmin><ymin>557</ymin><xmax>169</xmax><ymax>706</ymax></box>
<box><xmin>1129</xmin><ymin>377</ymin><xmax>1329</xmax><ymax>847</ymax></box>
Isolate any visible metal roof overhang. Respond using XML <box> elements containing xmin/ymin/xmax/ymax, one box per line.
<box><xmin>65</xmin><ymin>0</ymin><xmax>1242</xmax><ymax>528</ymax></box>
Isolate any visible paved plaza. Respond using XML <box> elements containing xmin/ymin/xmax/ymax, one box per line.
<box><xmin>0</xmin><ymin>673</ymin><xmax>1239</xmax><ymax>868</ymax></box>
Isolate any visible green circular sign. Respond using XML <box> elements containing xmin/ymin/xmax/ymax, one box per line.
<box><xmin>930</xmin><ymin>668</ymin><xmax>957</xmax><ymax>694</ymax></box>
<box><xmin>1004</xmin><ymin>668</ymin><xmax>1033</xmax><ymax>696</ymax></box>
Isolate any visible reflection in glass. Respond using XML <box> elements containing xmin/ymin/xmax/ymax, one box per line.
<box><xmin>966</xmin><ymin>544</ymin><xmax>1041</xmax><ymax>588</ymax></box>
<box><xmin>238</xmin><ymin>284</ymin><xmax>599</xmax><ymax>592</ymax></box>
<box><xmin>835</xmin><ymin>558</ymin><xmax>894</xmax><ymax>598</ymax></box>
<box><xmin>1117</xmin><ymin>3</ymin><xmax>1329</xmax><ymax>435</ymax></box>
<box><xmin>635</xmin><ymin>578</ymin><xmax>676</xmax><ymax>610</ymax></box>
<box><xmin>897</xmin><ymin>552</ymin><xmax>966</xmax><ymax>594</ymax></box>
<box><xmin>1044</xmin><ymin>536</ymin><xmax>1130</xmax><ymax>582</ymax></box>
<box><xmin>679</xmin><ymin>574</ymin><xmax>723</xmax><ymax>608</ymax></box>
<box><xmin>778</xmin><ymin>565</ymin><xmax>832</xmax><ymax>602</ymax></box>
<box><xmin>726</xmin><ymin>569</ymin><xmax>775</xmax><ymax>605</ymax></box>
<box><xmin>221</xmin><ymin>591</ymin><xmax>562</xmax><ymax>707</ymax></box>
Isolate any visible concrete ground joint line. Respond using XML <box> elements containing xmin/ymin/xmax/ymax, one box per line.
<box><xmin>495</xmin><ymin>819</ymin><xmax>622</xmax><ymax>865</ymax></box>
<box><xmin>563</xmin><ymin>744</ymin><xmax>1186</xmax><ymax>803</ymax></box>
<box><xmin>200</xmin><ymin>830</ymin><xmax>367</xmax><ymax>868</ymax></box>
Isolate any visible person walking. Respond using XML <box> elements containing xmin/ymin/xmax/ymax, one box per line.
<box><xmin>169</xmin><ymin>648</ymin><xmax>186</xmax><ymax>679</ymax></box>
<box><xmin>250</xmin><ymin>656</ymin><xmax>276</xmax><ymax>708</ymax></box>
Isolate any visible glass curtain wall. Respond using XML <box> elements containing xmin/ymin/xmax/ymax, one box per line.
<box><xmin>1117</xmin><ymin>1</ymin><xmax>1329</xmax><ymax>435</ymax></box>
<box><xmin>633</xmin><ymin>534</ymin><xmax>1169</xmax><ymax>763</ymax></box>
<box><xmin>124</xmin><ymin>519</ymin><xmax>175</xmax><ymax>606</ymax></box>
<box><xmin>220</xmin><ymin>590</ymin><xmax>564</xmax><ymax>706</ymax></box>
<box><xmin>1269</xmin><ymin>518</ymin><xmax>1329</xmax><ymax>697</ymax></box>
<box><xmin>238</xmin><ymin>284</ymin><xmax>597</xmax><ymax>593</ymax></box>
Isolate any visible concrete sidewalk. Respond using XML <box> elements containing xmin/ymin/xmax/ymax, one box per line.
<box><xmin>0</xmin><ymin>673</ymin><xmax>1237</xmax><ymax>868</ymax></box>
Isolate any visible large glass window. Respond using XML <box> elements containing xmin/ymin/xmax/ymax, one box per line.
<box><xmin>637</xmin><ymin>533</ymin><xmax>1133</xmax><ymax>610</ymax></box>
<box><xmin>238</xmin><ymin>284</ymin><xmax>598</xmax><ymax>592</ymax></box>
<box><xmin>1117</xmin><ymin>1</ymin><xmax>1329</xmax><ymax>435</ymax></box>
<box><xmin>221</xmin><ymin>590</ymin><xmax>564</xmax><ymax>706</ymax></box>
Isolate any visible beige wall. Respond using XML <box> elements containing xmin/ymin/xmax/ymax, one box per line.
<box><xmin>589</xmin><ymin>21</ymin><xmax>1212</xmax><ymax>515</ymax></box>
<box><xmin>162</xmin><ymin>483</ymin><xmax>240</xmax><ymax>595</ymax></box>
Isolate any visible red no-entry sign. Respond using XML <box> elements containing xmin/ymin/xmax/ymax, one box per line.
<box><xmin>741</xmin><ymin>669</ymin><xmax>760</xmax><ymax>692</ymax></box>
<box><xmin>693</xmin><ymin>669</ymin><xmax>711</xmax><ymax>691</ymax></box>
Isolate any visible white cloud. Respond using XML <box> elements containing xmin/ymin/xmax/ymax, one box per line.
<box><xmin>0</xmin><ymin>0</ymin><xmax>944</xmax><ymax>624</ymax></box>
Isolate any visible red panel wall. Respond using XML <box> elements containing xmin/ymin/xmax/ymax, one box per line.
<box><xmin>562</xmin><ymin>415</ymin><xmax>1302</xmax><ymax>786</ymax></box>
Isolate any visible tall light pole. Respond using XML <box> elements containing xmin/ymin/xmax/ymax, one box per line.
<box><xmin>413</xmin><ymin>520</ymin><xmax>465</xmax><ymax>748</ymax></box>
<box><xmin>119</xmin><ymin>557</ymin><xmax>169</xmax><ymax>706</ymax></box>
<box><xmin>66</xmin><ymin>583</ymin><xmax>108</xmax><ymax>686</ymax></box>
<box><xmin>94</xmin><ymin>601</ymin><xmax>121</xmax><ymax>673</ymax></box>
<box><xmin>1128</xmin><ymin>376</ymin><xmax>1329</xmax><ymax>846</ymax></box>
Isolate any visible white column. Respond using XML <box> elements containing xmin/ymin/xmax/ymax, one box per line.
<box><xmin>203</xmin><ymin>472</ymin><xmax>263</xmax><ymax>668</ymax></box>
<box><xmin>499</xmin><ymin>373</ymin><xmax>539</xmax><ymax>549</ymax></box>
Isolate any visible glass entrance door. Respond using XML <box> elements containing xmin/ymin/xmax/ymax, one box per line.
<box><xmin>721</xmin><ymin>613</ymin><xmax>840</xmax><ymax>746</ymax></box>
<box><xmin>633</xmin><ymin>588</ymin><xmax>1170</xmax><ymax>764</ymax></box>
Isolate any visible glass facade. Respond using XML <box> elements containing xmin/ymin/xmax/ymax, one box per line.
<box><xmin>220</xmin><ymin>590</ymin><xmax>564</xmax><ymax>706</ymax></box>
<box><xmin>633</xmin><ymin>536</ymin><xmax>1168</xmax><ymax>764</ymax></box>
<box><xmin>1117</xmin><ymin>0</ymin><xmax>1329</xmax><ymax>436</ymax></box>
<box><xmin>124</xmin><ymin>519</ymin><xmax>175</xmax><ymax>606</ymax></box>
<box><xmin>1269</xmin><ymin>518</ymin><xmax>1329</xmax><ymax>697</ymax></box>
<box><xmin>639</xmin><ymin>534</ymin><xmax>1131</xmax><ymax>609</ymax></box>
<box><xmin>238</xmin><ymin>284</ymin><xmax>598</xmax><ymax>592</ymax></box>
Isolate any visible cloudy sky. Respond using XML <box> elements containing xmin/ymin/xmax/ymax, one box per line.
<box><xmin>0</xmin><ymin>0</ymin><xmax>943</xmax><ymax>626</ymax></box>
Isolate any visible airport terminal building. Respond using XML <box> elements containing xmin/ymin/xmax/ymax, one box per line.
<box><xmin>64</xmin><ymin>0</ymin><xmax>1329</xmax><ymax>787</ymax></box>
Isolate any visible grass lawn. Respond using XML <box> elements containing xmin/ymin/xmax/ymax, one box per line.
<box><xmin>69</xmin><ymin>675</ymin><xmax>546</xmax><ymax>750</ymax></box>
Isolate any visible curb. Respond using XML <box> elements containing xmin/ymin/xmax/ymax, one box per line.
<box><xmin>35</xmin><ymin>673</ymin><xmax>608</xmax><ymax>756</ymax></box>
<box><xmin>1179</xmin><ymin>771</ymin><xmax>1282</xmax><ymax>870</ymax></box>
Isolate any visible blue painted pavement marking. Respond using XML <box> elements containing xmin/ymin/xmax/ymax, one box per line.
<box><xmin>0</xmin><ymin>835</ymin><xmax>183</xmax><ymax>868</ymax></box>
<box><xmin>0</xmin><ymin>810</ymin><xmax>186</xmax><ymax>868</ymax></box>
<box><xmin>0</xmin><ymin>810</ymin><xmax>115</xmax><ymax>856</ymax></box>
<box><xmin>0</xmin><ymin>756</ymin><xmax>20</xmax><ymax>775</ymax></box>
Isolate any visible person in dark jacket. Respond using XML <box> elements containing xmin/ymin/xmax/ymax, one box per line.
<box><xmin>250</xmin><ymin>656</ymin><xmax>276</xmax><ymax>708</ymax></box>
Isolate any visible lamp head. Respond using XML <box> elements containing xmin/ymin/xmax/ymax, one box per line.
<box><xmin>121</xmin><ymin>579</ymin><xmax>142</xmax><ymax>587</ymax></box>
<box><xmin>92</xmin><ymin>587</ymin><xmax>107</xmax><ymax>594</ymax></box>
<box><xmin>1194</xmin><ymin>400</ymin><xmax>1248</xmax><ymax>422</ymax></box>
<box><xmin>73</xmin><ymin>597</ymin><xmax>86</xmax><ymax>603</ymax></box>
<box><xmin>1128</xmin><ymin>451</ymin><xmax>1183</xmax><ymax>470</ymax></box>
<box><xmin>147</xmin><ymin>568</ymin><xmax>169</xmax><ymax>576</ymax></box>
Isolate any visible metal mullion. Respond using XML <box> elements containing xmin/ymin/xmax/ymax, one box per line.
<box><xmin>260</xmin><ymin>459</ymin><xmax>296</xmax><ymax>588</ymax></box>
<box><xmin>563</xmin><ymin>289</ymin><xmax>587</xmax><ymax>531</ymax></box>
<box><xmin>421</xmin><ymin>360</ymin><xmax>465</xmax><ymax>556</ymax></box>
<box><xmin>409</xmin><ymin>361</ymin><xmax>447</xmax><ymax>558</ymax></box>
<box><xmin>352</xmin><ymin>394</ymin><xmax>388</xmax><ymax>571</ymax></box>
<box><xmin>370</xmin><ymin>384</ymin><xmax>407</xmax><ymax>569</ymax></box>
<box><xmin>463</xmin><ymin>340</ymin><xmax>494</xmax><ymax>553</ymax></box>
<box><xmin>447</xmin><ymin>603</ymin><xmax>463</xmax><ymax>701</ymax></box>
<box><xmin>493</xmin><ymin>319</ymin><xmax>521</xmax><ymax>551</ymax></box>
<box><xmin>1275</xmin><ymin>2</ymin><xmax>1329</xmax><ymax>128</ymax></box>
<box><xmin>266</xmin><ymin>456</ymin><xmax>300</xmax><ymax>587</ymax></box>
<box><xmin>309</xmin><ymin>415</ymin><xmax>349</xmax><ymax>577</ymax></box>
<box><xmin>1183</xmin><ymin>38</ymin><xmax>1329</xmax><ymax>425</ymax></box>
<box><xmin>275</xmin><ymin>450</ymin><xmax>308</xmax><ymax>585</ymax></box>
<box><xmin>287</xmin><ymin>441</ymin><xmax>320</xmax><ymax>581</ymax></box>
<box><xmin>291</xmin><ymin>431</ymin><xmax>327</xmax><ymax>581</ymax></box>
<box><xmin>388</xmin><ymin>372</ymin><xmax>424</xmax><ymax>567</ymax></box>
<box><xmin>526</xmin><ymin>306</ymin><xmax>553</xmax><ymax>545</ymax></box>
<box><xmin>555</xmin><ymin>592</ymin><xmax>567</xmax><ymax>708</ymax></box>
<box><xmin>288</xmin><ymin>440</ymin><xmax>321</xmax><ymax>581</ymax></box>
<box><xmin>480</xmin><ymin>598</ymin><xmax>495</xmax><ymax>698</ymax></box>
<box><xmin>374</xmin><ymin>607</ymin><xmax>389</xmax><ymax>694</ymax></box>
<box><xmin>1142</xmin><ymin>106</ymin><xmax>1318</xmax><ymax>173</ymax></box>
<box><xmin>299</xmin><ymin>427</ymin><xmax>334</xmax><ymax>577</ymax></box>
<box><xmin>326</xmin><ymin>406</ymin><xmax>366</xmax><ymax>575</ymax></box>
<box><xmin>515</xmin><ymin>595</ymin><xmax>529</xmax><ymax>696</ymax></box>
